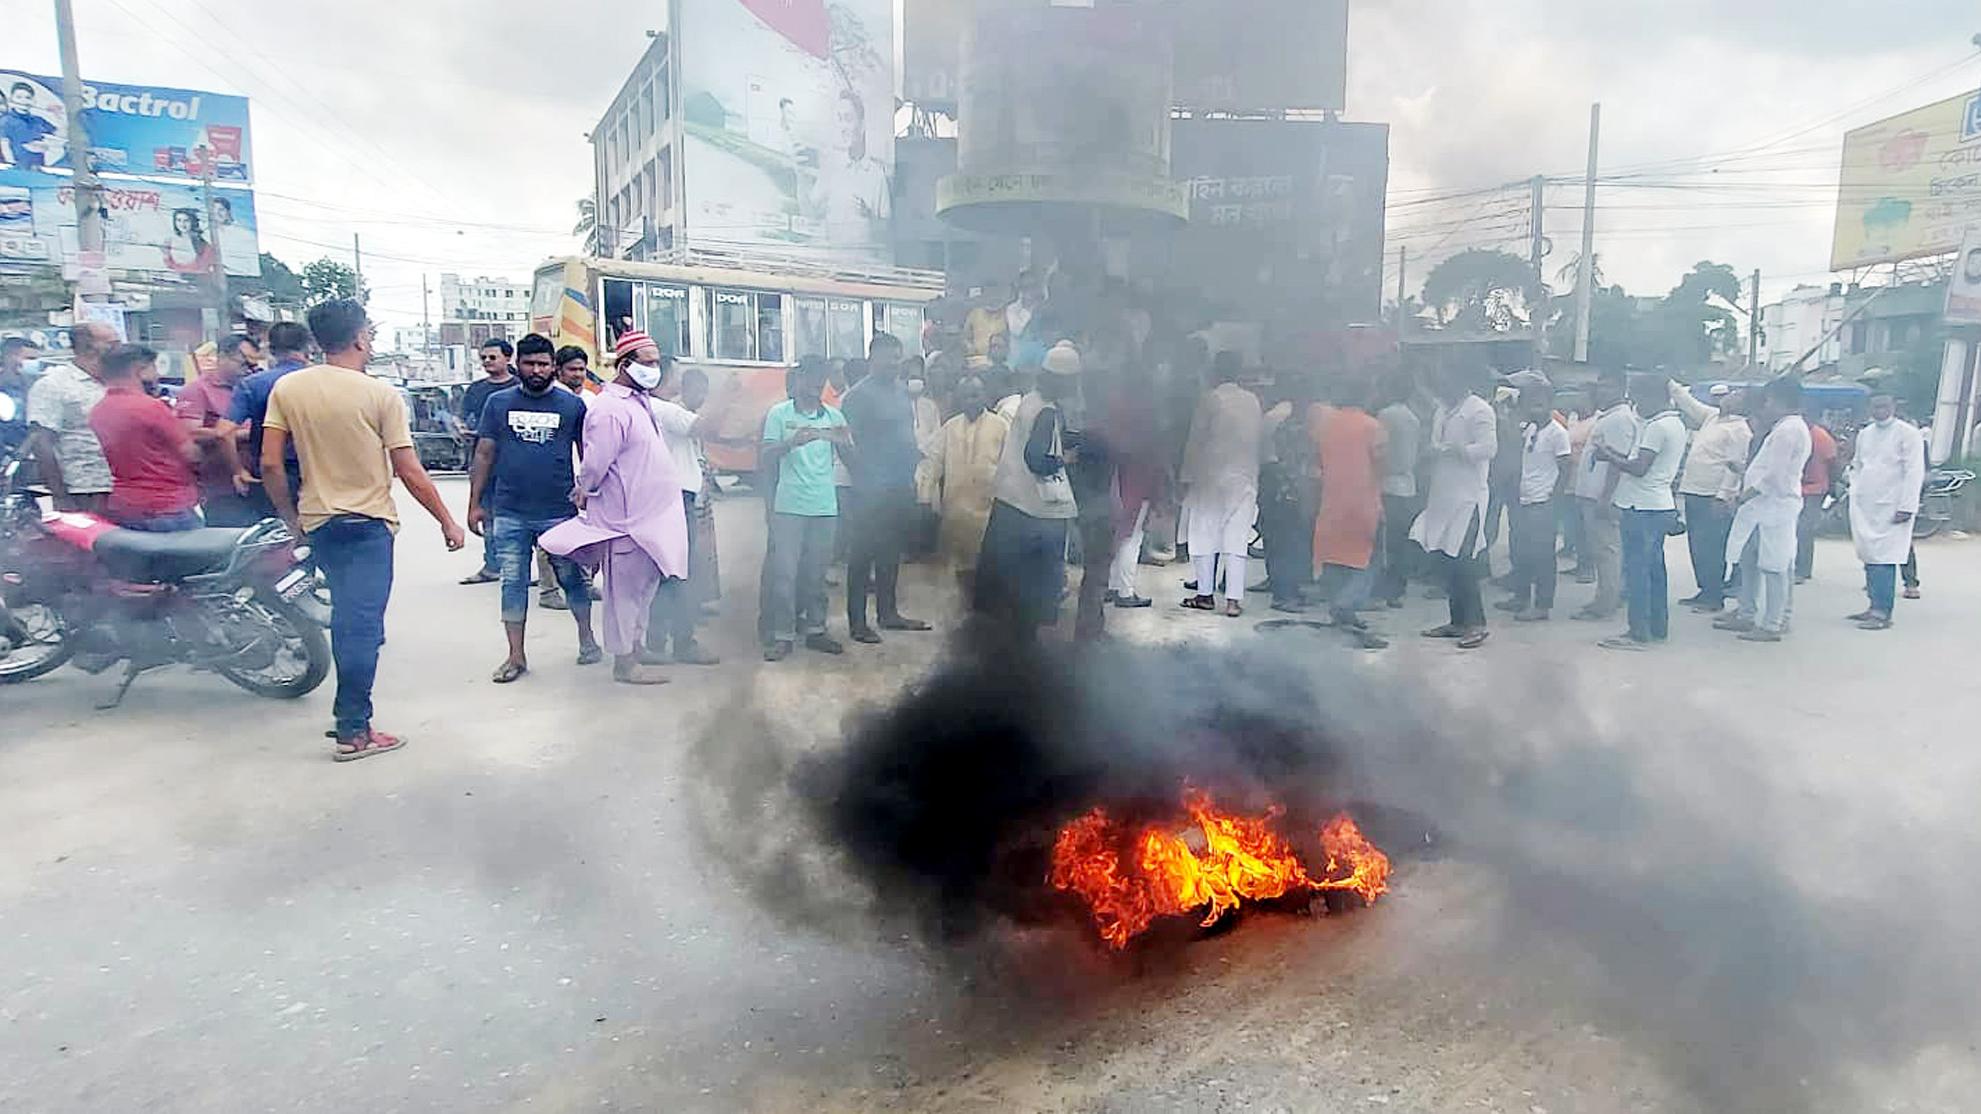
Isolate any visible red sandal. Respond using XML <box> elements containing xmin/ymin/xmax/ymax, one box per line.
<box><xmin>334</xmin><ymin>729</ymin><xmax>407</xmax><ymax>763</ymax></box>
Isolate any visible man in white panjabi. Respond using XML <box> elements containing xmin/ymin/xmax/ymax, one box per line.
<box><xmin>1718</xmin><ymin>376</ymin><xmax>1812</xmax><ymax>643</ymax></box>
<box><xmin>1411</xmin><ymin>361</ymin><xmax>1498</xmax><ymax>650</ymax></box>
<box><xmin>1178</xmin><ymin>352</ymin><xmax>1263</xmax><ymax>617</ymax></box>
<box><xmin>1844</xmin><ymin>390</ymin><xmax>1924</xmax><ymax>631</ymax></box>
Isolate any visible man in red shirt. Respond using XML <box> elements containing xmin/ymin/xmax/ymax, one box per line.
<box><xmin>1796</xmin><ymin>421</ymin><xmax>1839</xmax><ymax>583</ymax></box>
<box><xmin>87</xmin><ymin>344</ymin><xmax>202</xmax><ymax>532</ymax></box>
<box><xmin>174</xmin><ymin>332</ymin><xmax>260</xmax><ymax>525</ymax></box>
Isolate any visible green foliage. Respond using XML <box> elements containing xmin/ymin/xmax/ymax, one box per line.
<box><xmin>299</xmin><ymin>258</ymin><xmax>366</xmax><ymax>308</ymax></box>
<box><xmin>1420</xmin><ymin>249</ymin><xmax>1539</xmax><ymax>331</ymax></box>
<box><xmin>1547</xmin><ymin>260</ymin><xmax>1750</xmax><ymax>372</ymax></box>
<box><xmin>235</xmin><ymin>252</ymin><xmax>304</xmax><ymax>303</ymax></box>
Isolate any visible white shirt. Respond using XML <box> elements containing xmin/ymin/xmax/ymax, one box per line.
<box><xmin>1574</xmin><ymin>402</ymin><xmax>1639</xmax><ymax>501</ymax></box>
<box><xmin>1612</xmin><ymin>411</ymin><xmax>1687</xmax><ymax>511</ymax></box>
<box><xmin>1847</xmin><ymin>418</ymin><xmax>1925</xmax><ymax>565</ymax></box>
<box><xmin>1518</xmin><ymin>419</ymin><xmax>1571</xmax><ymax>505</ymax></box>
<box><xmin>1727</xmin><ymin>414</ymin><xmax>1811</xmax><ymax>573</ymax></box>
<box><xmin>647</xmin><ymin>397</ymin><xmax>703</xmax><ymax>495</ymax></box>
<box><xmin>1409</xmin><ymin>394</ymin><xmax>1496</xmax><ymax>558</ymax></box>
<box><xmin>1006</xmin><ymin>301</ymin><xmax>1033</xmax><ymax>340</ymax></box>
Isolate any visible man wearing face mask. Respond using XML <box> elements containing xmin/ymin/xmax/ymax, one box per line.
<box><xmin>540</xmin><ymin>331</ymin><xmax>689</xmax><ymax>686</ymax></box>
<box><xmin>467</xmin><ymin>333</ymin><xmax>601</xmax><ymax>683</ymax></box>
<box><xmin>1844</xmin><ymin>391</ymin><xmax>1923</xmax><ymax>631</ymax></box>
<box><xmin>0</xmin><ymin>337</ymin><xmax>38</xmax><ymax>454</ymax></box>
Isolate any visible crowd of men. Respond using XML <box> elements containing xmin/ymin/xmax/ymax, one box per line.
<box><xmin>1</xmin><ymin>263</ymin><xmax>1943</xmax><ymax>762</ymax></box>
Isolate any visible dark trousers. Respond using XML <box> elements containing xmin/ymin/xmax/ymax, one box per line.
<box><xmin>1507</xmin><ymin>499</ymin><xmax>1558</xmax><ymax>611</ymax></box>
<box><xmin>844</xmin><ymin>486</ymin><xmax>914</xmax><ymax>630</ymax></box>
<box><xmin>478</xmin><ymin>486</ymin><xmax>499</xmax><ymax>573</ymax></box>
<box><xmin>647</xmin><ymin>492</ymin><xmax>703</xmax><ymax>653</ymax></box>
<box><xmin>1620</xmin><ymin>507</ymin><xmax>1676</xmax><ymax>642</ymax></box>
<box><xmin>113</xmin><ymin>508</ymin><xmax>203</xmax><ymax>532</ymax></box>
<box><xmin>1260</xmin><ymin>475</ymin><xmax>1316</xmax><ymax>605</ymax></box>
<box><xmin>1558</xmin><ymin>493</ymin><xmax>1587</xmax><ymax>568</ymax></box>
<box><xmin>310</xmin><ymin>515</ymin><xmax>394</xmax><ymax>738</ymax></box>
<box><xmin>1683</xmin><ymin>493</ymin><xmax>1734</xmax><ymax>606</ymax></box>
<box><xmin>1795</xmin><ymin>493</ymin><xmax>1824</xmax><ymax>579</ymax></box>
<box><xmin>1074</xmin><ymin>513</ymin><xmax>1113</xmax><ymax>640</ymax></box>
<box><xmin>1902</xmin><ymin>545</ymin><xmax>1919</xmax><ymax>589</ymax></box>
<box><xmin>1437</xmin><ymin>513</ymin><xmax>1486</xmax><ymax>629</ymax></box>
<box><xmin>1865</xmin><ymin>563</ymin><xmax>1898</xmax><ymax>616</ymax></box>
<box><xmin>1376</xmin><ymin>493</ymin><xmax>1422</xmax><ymax>603</ymax></box>
<box><xmin>200</xmin><ymin>488</ymin><xmax>263</xmax><ymax>527</ymax></box>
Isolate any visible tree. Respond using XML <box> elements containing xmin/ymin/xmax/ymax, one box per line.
<box><xmin>299</xmin><ymin>258</ymin><xmax>367</xmax><ymax>307</ymax></box>
<box><xmin>1421</xmin><ymin>248</ymin><xmax>1540</xmax><ymax>331</ymax></box>
<box><xmin>1647</xmin><ymin>261</ymin><xmax>1744</xmax><ymax>368</ymax></box>
<box><xmin>235</xmin><ymin>252</ymin><xmax>304</xmax><ymax>303</ymax></box>
<box><xmin>1554</xmin><ymin>251</ymin><xmax>1605</xmax><ymax>293</ymax></box>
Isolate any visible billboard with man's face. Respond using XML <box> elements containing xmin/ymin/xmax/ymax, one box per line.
<box><xmin>676</xmin><ymin>0</ymin><xmax>895</xmax><ymax>265</ymax></box>
<box><xmin>0</xmin><ymin>70</ymin><xmax>253</xmax><ymax>183</ymax></box>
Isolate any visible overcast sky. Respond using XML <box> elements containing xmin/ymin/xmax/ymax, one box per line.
<box><xmin>8</xmin><ymin>1</ymin><xmax>1981</xmax><ymax>338</ymax></box>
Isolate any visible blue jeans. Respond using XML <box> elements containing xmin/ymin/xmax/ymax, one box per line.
<box><xmin>494</xmin><ymin>515</ymin><xmax>591</xmax><ymax>624</ymax></box>
<box><xmin>1619</xmin><ymin>508</ymin><xmax>1675</xmax><ymax>642</ymax></box>
<box><xmin>1864</xmin><ymin>563</ymin><xmax>1897</xmax><ymax>616</ymax></box>
<box><xmin>310</xmin><ymin>515</ymin><xmax>395</xmax><ymax>738</ymax></box>
<box><xmin>116</xmin><ymin>508</ymin><xmax>203</xmax><ymax>532</ymax></box>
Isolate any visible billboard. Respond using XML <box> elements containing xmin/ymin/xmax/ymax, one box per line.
<box><xmin>0</xmin><ymin>70</ymin><xmax>252</xmax><ymax>183</ymax></box>
<box><xmin>677</xmin><ymin>0</ymin><xmax>896</xmax><ymax>264</ymax></box>
<box><xmin>903</xmin><ymin>0</ymin><xmax>965</xmax><ymax>109</ymax></box>
<box><xmin>1159</xmin><ymin>117</ymin><xmax>1389</xmax><ymax>324</ymax></box>
<box><xmin>0</xmin><ymin>168</ymin><xmax>260</xmax><ymax>277</ymax></box>
<box><xmin>1831</xmin><ymin>87</ymin><xmax>1981</xmax><ymax>270</ymax></box>
<box><xmin>1170</xmin><ymin>0</ymin><xmax>1349</xmax><ymax>114</ymax></box>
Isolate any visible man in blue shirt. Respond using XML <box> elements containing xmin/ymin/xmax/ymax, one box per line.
<box><xmin>222</xmin><ymin>320</ymin><xmax>313</xmax><ymax>519</ymax></box>
<box><xmin>837</xmin><ymin>332</ymin><xmax>931</xmax><ymax>643</ymax></box>
<box><xmin>759</xmin><ymin>357</ymin><xmax>851</xmax><ymax>661</ymax></box>
<box><xmin>1</xmin><ymin>83</ymin><xmax>58</xmax><ymax>170</ymax></box>
<box><xmin>467</xmin><ymin>333</ymin><xmax>598</xmax><ymax>682</ymax></box>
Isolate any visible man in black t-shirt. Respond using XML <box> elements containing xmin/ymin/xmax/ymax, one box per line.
<box><xmin>467</xmin><ymin>333</ymin><xmax>599</xmax><ymax>682</ymax></box>
<box><xmin>460</xmin><ymin>337</ymin><xmax>518</xmax><ymax>583</ymax></box>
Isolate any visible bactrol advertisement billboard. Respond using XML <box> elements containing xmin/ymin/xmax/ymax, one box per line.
<box><xmin>1159</xmin><ymin>117</ymin><xmax>1389</xmax><ymax>324</ymax></box>
<box><xmin>0</xmin><ymin>70</ymin><xmax>253</xmax><ymax>183</ymax></box>
<box><xmin>1832</xmin><ymin>86</ymin><xmax>1981</xmax><ymax>270</ymax></box>
<box><xmin>1170</xmin><ymin>0</ymin><xmax>1349</xmax><ymax>114</ymax></box>
<box><xmin>0</xmin><ymin>168</ymin><xmax>260</xmax><ymax>277</ymax></box>
<box><xmin>676</xmin><ymin>0</ymin><xmax>895</xmax><ymax>265</ymax></box>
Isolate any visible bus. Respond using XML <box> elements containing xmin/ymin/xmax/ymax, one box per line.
<box><xmin>528</xmin><ymin>255</ymin><xmax>944</xmax><ymax>475</ymax></box>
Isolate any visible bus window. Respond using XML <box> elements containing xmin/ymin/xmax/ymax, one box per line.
<box><xmin>710</xmin><ymin>288</ymin><xmax>758</xmax><ymax>361</ymax></box>
<box><xmin>645</xmin><ymin>283</ymin><xmax>692</xmax><ymax>358</ymax></box>
<box><xmin>529</xmin><ymin>270</ymin><xmax>563</xmax><ymax>332</ymax></box>
<box><xmin>882</xmin><ymin>302</ymin><xmax>924</xmax><ymax>354</ymax></box>
<box><xmin>827</xmin><ymin>299</ymin><xmax>864</xmax><ymax>360</ymax></box>
<box><xmin>601</xmin><ymin>279</ymin><xmax>637</xmax><ymax>350</ymax></box>
<box><xmin>794</xmin><ymin>297</ymin><xmax>829</xmax><ymax>359</ymax></box>
<box><xmin>758</xmin><ymin>296</ymin><xmax>786</xmax><ymax>363</ymax></box>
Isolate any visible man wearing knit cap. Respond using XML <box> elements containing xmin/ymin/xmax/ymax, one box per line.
<box><xmin>975</xmin><ymin>339</ymin><xmax>1083</xmax><ymax>639</ymax></box>
<box><xmin>539</xmin><ymin>331</ymin><xmax>690</xmax><ymax>684</ymax></box>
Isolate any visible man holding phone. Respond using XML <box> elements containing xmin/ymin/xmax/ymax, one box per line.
<box><xmin>759</xmin><ymin>356</ymin><xmax>852</xmax><ymax>661</ymax></box>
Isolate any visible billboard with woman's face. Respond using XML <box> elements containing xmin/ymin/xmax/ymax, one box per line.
<box><xmin>677</xmin><ymin>0</ymin><xmax>895</xmax><ymax>265</ymax></box>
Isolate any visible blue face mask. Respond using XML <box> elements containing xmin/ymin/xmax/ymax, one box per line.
<box><xmin>18</xmin><ymin>359</ymin><xmax>40</xmax><ymax>376</ymax></box>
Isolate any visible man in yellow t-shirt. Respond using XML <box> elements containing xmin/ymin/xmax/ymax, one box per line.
<box><xmin>263</xmin><ymin>299</ymin><xmax>465</xmax><ymax>763</ymax></box>
<box><xmin>962</xmin><ymin>284</ymin><xmax>1009</xmax><ymax>371</ymax></box>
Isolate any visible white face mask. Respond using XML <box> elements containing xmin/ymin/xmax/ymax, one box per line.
<box><xmin>905</xmin><ymin>378</ymin><xmax>926</xmax><ymax>397</ymax></box>
<box><xmin>626</xmin><ymin>359</ymin><xmax>663</xmax><ymax>390</ymax></box>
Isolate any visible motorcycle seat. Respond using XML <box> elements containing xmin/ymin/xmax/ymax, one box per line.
<box><xmin>94</xmin><ymin>526</ymin><xmax>248</xmax><ymax>582</ymax></box>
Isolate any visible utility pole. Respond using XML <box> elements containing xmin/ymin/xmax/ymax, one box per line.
<box><xmin>1574</xmin><ymin>103</ymin><xmax>1601</xmax><ymax>364</ymax></box>
<box><xmin>1748</xmin><ymin>268</ymin><xmax>1761</xmax><ymax>369</ymax></box>
<box><xmin>1529</xmin><ymin>175</ymin><xmax>1546</xmax><ymax>351</ymax></box>
<box><xmin>352</xmin><ymin>233</ymin><xmax>363</xmax><ymax>283</ymax></box>
<box><xmin>421</xmin><ymin>273</ymin><xmax>431</xmax><ymax>357</ymax></box>
<box><xmin>196</xmin><ymin>146</ymin><xmax>229</xmax><ymax>342</ymax></box>
<box><xmin>54</xmin><ymin>0</ymin><xmax>106</xmax><ymax>302</ymax></box>
<box><xmin>1395</xmin><ymin>245</ymin><xmax>1408</xmax><ymax>317</ymax></box>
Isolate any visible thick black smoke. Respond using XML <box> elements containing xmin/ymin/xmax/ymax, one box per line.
<box><xmin>692</xmin><ymin>632</ymin><xmax>1981</xmax><ymax>1111</ymax></box>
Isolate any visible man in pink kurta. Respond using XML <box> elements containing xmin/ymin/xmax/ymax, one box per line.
<box><xmin>540</xmin><ymin>334</ymin><xmax>688</xmax><ymax>684</ymax></box>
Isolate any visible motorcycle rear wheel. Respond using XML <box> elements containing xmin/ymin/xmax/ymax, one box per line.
<box><xmin>215</xmin><ymin>594</ymin><xmax>331</xmax><ymax>699</ymax></box>
<box><xmin>0</xmin><ymin>602</ymin><xmax>74</xmax><ymax>683</ymax></box>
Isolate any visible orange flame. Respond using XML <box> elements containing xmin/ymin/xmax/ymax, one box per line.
<box><xmin>1048</xmin><ymin>791</ymin><xmax>1390</xmax><ymax>948</ymax></box>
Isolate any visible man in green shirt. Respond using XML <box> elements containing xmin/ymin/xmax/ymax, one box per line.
<box><xmin>759</xmin><ymin>357</ymin><xmax>852</xmax><ymax>661</ymax></box>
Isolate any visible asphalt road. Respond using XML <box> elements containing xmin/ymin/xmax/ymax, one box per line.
<box><xmin>4</xmin><ymin>477</ymin><xmax>1977</xmax><ymax>1113</ymax></box>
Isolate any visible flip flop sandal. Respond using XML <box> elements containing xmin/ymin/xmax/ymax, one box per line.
<box><xmin>1457</xmin><ymin>630</ymin><xmax>1490</xmax><ymax>649</ymax></box>
<box><xmin>334</xmin><ymin>730</ymin><xmax>407</xmax><ymax>762</ymax></box>
<box><xmin>576</xmin><ymin>645</ymin><xmax>604</xmax><ymax>666</ymax></box>
<box><xmin>1224</xmin><ymin>603</ymin><xmax>1243</xmax><ymax>618</ymax></box>
<box><xmin>1181</xmin><ymin>596</ymin><xmax>1218</xmax><ymax>611</ymax></box>
<box><xmin>491</xmin><ymin>661</ymin><xmax>528</xmax><ymax>684</ymax></box>
<box><xmin>459</xmin><ymin>570</ymin><xmax>500</xmax><ymax>585</ymax></box>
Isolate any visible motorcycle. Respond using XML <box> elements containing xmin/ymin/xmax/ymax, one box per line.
<box><xmin>0</xmin><ymin>406</ymin><xmax>332</xmax><ymax>708</ymax></box>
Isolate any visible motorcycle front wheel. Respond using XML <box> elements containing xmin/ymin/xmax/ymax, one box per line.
<box><xmin>0</xmin><ymin>600</ymin><xmax>74</xmax><ymax>683</ymax></box>
<box><xmin>214</xmin><ymin>593</ymin><xmax>331</xmax><ymax>699</ymax></box>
